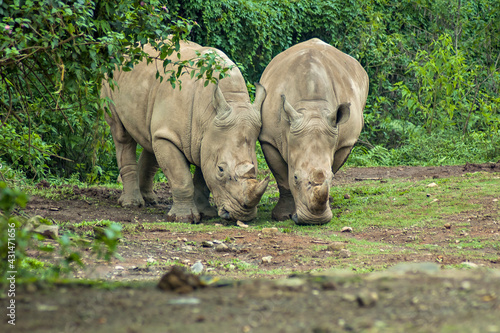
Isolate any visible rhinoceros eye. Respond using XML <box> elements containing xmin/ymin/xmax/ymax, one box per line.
<box><xmin>218</xmin><ymin>166</ymin><xmax>224</xmax><ymax>172</ymax></box>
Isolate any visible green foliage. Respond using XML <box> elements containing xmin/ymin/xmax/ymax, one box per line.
<box><xmin>0</xmin><ymin>182</ymin><xmax>123</xmax><ymax>281</ymax></box>
<box><xmin>1</xmin><ymin>0</ymin><xmax>231</xmax><ymax>181</ymax></box>
<box><xmin>393</xmin><ymin>34</ymin><xmax>500</xmax><ymax>134</ymax></box>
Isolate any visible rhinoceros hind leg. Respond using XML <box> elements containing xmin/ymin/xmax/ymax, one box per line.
<box><xmin>138</xmin><ymin>150</ymin><xmax>159</xmax><ymax>205</ymax></box>
<box><xmin>154</xmin><ymin>139</ymin><xmax>200</xmax><ymax>223</ymax></box>
<box><xmin>193</xmin><ymin>166</ymin><xmax>218</xmax><ymax>219</ymax></box>
<box><xmin>106</xmin><ymin>112</ymin><xmax>144</xmax><ymax>208</ymax></box>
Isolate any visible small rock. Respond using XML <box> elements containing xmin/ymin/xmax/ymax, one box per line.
<box><xmin>33</xmin><ymin>225</ymin><xmax>59</xmax><ymax>239</ymax></box>
<box><xmin>339</xmin><ymin>249</ymin><xmax>351</xmax><ymax>258</ymax></box>
<box><xmin>275</xmin><ymin>278</ymin><xmax>305</xmax><ymax>290</ymax></box>
<box><xmin>341</xmin><ymin>293</ymin><xmax>357</xmax><ymax>302</ymax></box>
<box><xmin>190</xmin><ymin>261</ymin><xmax>204</xmax><ymax>275</ymax></box>
<box><xmin>146</xmin><ymin>257</ymin><xmax>156</xmax><ymax>263</ymax></box>
<box><xmin>262</xmin><ymin>256</ymin><xmax>273</xmax><ymax>264</ymax></box>
<box><xmin>356</xmin><ymin>289</ymin><xmax>378</xmax><ymax>307</ymax></box>
<box><xmin>236</xmin><ymin>221</ymin><xmax>249</xmax><ymax>228</ymax></box>
<box><xmin>167</xmin><ymin>297</ymin><xmax>200</xmax><ymax>305</ymax></box>
<box><xmin>343</xmin><ymin>193</ymin><xmax>351</xmax><ymax>200</ymax></box>
<box><xmin>115</xmin><ymin>265</ymin><xmax>125</xmax><ymax>270</ymax></box>
<box><xmin>427</xmin><ymin>182</ymin><xmax>438</xmax><ymax>187</ymax></box>
<box><xmin>201</xmin><ymin>241</ymin><xmax>214</xmax><ymax>248</ymax></box>
<box><xmin>212</xmin><ymin>240</ymin><xmax>223</xmax><ymax>244</ymax></box>
<box><xmin>444</xmin><ymin>223</ymin><xmax>451</xmax><ymax>229</ymax></box>
<box><xmin>460</xmin><ymin>281</ymin><xmax>472</xmax><ymax>290</ymax></box>
<box><xmin>461</xmin><ymin>262</ymin><xmax>478</xmax><ymax>268</ymax></box>
<box><xmin>326</xmin><ymin>242</ymin><xmax>346</xmax><ymax>251</ymax></box>
<box><xmin>158</xmin><ymin>266</ymin><xmax>202</xmax><ymax>293</ymax></box>
<box><xmin>341</xmin><ymin>226</ymin><xmax>353</xmax><ymax>233</ymax></box>
<box><xmin>262</xmin><ymin>227</ymin><xmax>279</xmax><ymax>234</ymax></box>
<box><xmin>215</xmin><ymin>243</ymin><xmax>229</xmax><ymax>252</ymax></box>
<box><xmin>321</xmin><ymin>281</ymin><xmax>337</xmax><ymax>290</ymax></box>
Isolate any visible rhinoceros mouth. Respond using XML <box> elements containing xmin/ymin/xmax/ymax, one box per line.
<box><xmin>218</xmin><ymin>204</ymin><xmax>257</xmax><ymax>222</ymax></box>
<box><xmin>293</xmin><ymin>203</ymin><xmax>332</xmax><ymax>225</ymax></box>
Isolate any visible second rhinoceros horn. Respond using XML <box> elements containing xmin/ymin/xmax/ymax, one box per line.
<box><xmin>244</xmin><ymin>176</ymin><xmax>270</xmax><ymax>208</ymax></box>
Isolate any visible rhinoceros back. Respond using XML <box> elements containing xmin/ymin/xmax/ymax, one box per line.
<box><xmin>259</xmin><ymin>38</ymin><xmax>368</xmax><ymax>154</ymax></box>
<box><xmin>101</xmin><ymin>40</ymin><xmax>241</xmax><ymax>165</ymax></box>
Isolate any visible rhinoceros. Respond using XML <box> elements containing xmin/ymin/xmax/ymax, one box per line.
<box><xmin>259</xmin><ymin>38</ymin><xmax>369</xmax><ymax>225</ymax></box>
<box><xmin>102</xmin><ymin>40</ymin><xmax>269</xmax><ymax>223</ymax></box>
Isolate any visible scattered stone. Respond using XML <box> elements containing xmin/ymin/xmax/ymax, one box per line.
<box><xmin>341</xmin><ymin>293</ymin><xmax>357</xmax><ymax>302</ymax></box>
<box><xmin>444</xmin><ymin>223</ymin><xmax>451</xmax><ymax>229</ymax></box>
<box><xmin>326</xmin><ymin>242</ymin><xmax>346</xmax><ymax>251</ymax></box>
<box><xmin>341</xmin><ymin>226</ymin><xmax>353</xmax><ymax>233</ymax></box>
<box><xmin>167</xmin><ymin>297</ymin><xmax>201</xmax><ymax>305</ymax></box>
<box><xmin>431</xmin><ymin>198</ymin><xmax>439</xmax><ymax>203</ymax></box>
<box><xmin>356</xmin><ymin>289</ymin><xmax>378</xmax><ymax>307</ymax></box>
<box><xmin>262</xmin><ymin>256</ymin><xmax>273</xmax><ymax>264</ymax></box>
<box><xmin>343</xmin><ymin>193</ymin><xmax>351</xmax><ymax>200</ymax></box>
<box><xmin>215</xmin><ymin>243</ymin><xmax>229</xmax><ymax>252</ymax></box>
<box><xmin>321</xmin><ymin>281</ymin><xmax>337</xmax><ymax>290</ymax></box>
<box><xmin>389</xmin><ymin>262</ymin><xmax>440</xmax><ymax>274</ymax></box>
<box><xmin>190</xmin><ymin>261</ymin><xmax>204</xmax><ymax>275</ymax></box>
<box><xmin>33</xmin><ymin>225</ymin><xmax>59</xmax><ymax>239</ymax></box>
<box><xmin>275</xmin><ymin>278</ymin><xmax>305</xmax><ymax>290</ymax></box>
<box><xmin>201</xmin><ymin>241</ymin><xmax>214</xmax><ymax>248</ymax></box>
<box><xmin>427</xmin><ymin>182</ymin><xmax>438</xmax><ymax>187</ymax></box>
<box><xmin>146</xmin><ymin>257</ymin><xmax>156</xmax><ymax>263</ymax></box>
<box><xmin>114</xmin><ymin>265</ymin><xmax>125</xmax><ymax>270</ymax></box>
<box><xmin>212</xmin><ymin>240</ymin><xmax>223</xmax><ymax>244</ymax></box>
<box><xmin>339</xmin><ymin>249</ymin><xmax>351</xmax><ymax>258</ymax></box>
<box><xmin>460</xmin><ymin>281</ymin><xmax>472</xmax><ymax>290</ymax></box>
<box><xmin>262</xmin><ymin>227</ymin><xmax>279</xmax><ymax>234</ymax></box>
<box><xmin>236</xmin><ymin>221</ymin><xmax>249</xmax><ymax>228</ymax></box>
<box><xmin>461</xmin><ymin>262</ymin><xmax>478</xmax><ymax>268</ymax></box>
<box><xmin>426</xmin><ymin>193</ymin><xmax>431</xmax><ymax>197</ymax></box>
<box><xmin>158</xmin><ymin>266</ymin><xmax>202</xmax><ymax>293</ymax></box>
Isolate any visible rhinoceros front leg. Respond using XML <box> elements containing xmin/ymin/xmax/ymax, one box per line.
<box><xmin>261</xmin><ymin>142</ymin><xmax>296</xmax><ymax>221</ymax></box>
<box><xmin>107</xmin><ymin>116</ymin><xmax>144</xmax><ymax>208</ymax></box>
<box><xmin>193</xmin><ymin>166</ymin><xmax>218</xmax><ymax>219</ymax></box>
<box><xmin>138</xmin><ymin>150</ymin><xmax>159</xmax><ymax>205</ymax></box>
<box><xmin>153</xmin><ymin>139</ymin><xmax>201</xmax><ymax>223</ymax></box>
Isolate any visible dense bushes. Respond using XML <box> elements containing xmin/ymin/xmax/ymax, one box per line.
<box><xmin>1</xmin><ymin>0</ymin><xmax>499</xmax><ymax>182</ymax></box>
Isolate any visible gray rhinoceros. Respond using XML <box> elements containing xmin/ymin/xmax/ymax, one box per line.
<box><xmin>102</xmin><ymin>40</ymin><xmax>269</xmax><ymax>223</ymax></box>
<box><xmin>259</xmin><ymin>38</ymin><xmax>369</xmax><ymax>225</ymax></box>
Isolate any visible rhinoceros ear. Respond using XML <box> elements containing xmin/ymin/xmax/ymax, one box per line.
<box><xmin>281</xmin><ymin>94</ymin><xmax>302</xmax><ymax>125</ymax></box>
<box><xmin>328</xmin><ymin>102</ymin><xmax>351</xmax><ymax>127</ymax></box>
<box><xmin>213</xmin><ymin>82</ymin><xmax>232</xmax><ymax>121</ymax></box>
<box><xmin>253</xmin><ymin>82</ymin><xmax>266</xmax><ymax>113</ymax></box>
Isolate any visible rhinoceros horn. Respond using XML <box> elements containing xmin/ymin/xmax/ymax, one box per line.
<box><xmin>244</xmin><ymin>176</ymin><xmax>270</xmax><ymax>208</ymax></box>
<box><xmin>213</xmin><ymin>82</ymin><xmax>232</xmax><ymax>121</ymax></box>
<box><xmin>310</xmin><ymin>181</ymin><xmax>329</xmax><ymax>212</ymax></box>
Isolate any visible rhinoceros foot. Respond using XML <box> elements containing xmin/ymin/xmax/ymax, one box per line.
<box><xmin>271</xmin><ymin>200</ymin><xmax>295</xmax><ymax>221</ymax></box>
<box><xmin>167</xmin><ymin>205</ymin><xmax>201</xmax><ymax>224</ymax></box>
<box><xmin>199</xmin><ymin>206</ymin><xmax>218</xmax><ymax>219</ymax></box>
<box><xmin>141</xmin><ymin>191</ymin><xmax>159</xmax><ymax>205</ymax></box>
<box><xmin>119</xmin><ymin>193</ymin><xmax>145</xmax><ymax>208</ymax></box>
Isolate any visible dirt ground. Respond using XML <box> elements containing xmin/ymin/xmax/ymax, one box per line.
<box><xmin>5</xmin><ymin>162</ymin><xmax>500</xmax><ymax>333</ymax></box>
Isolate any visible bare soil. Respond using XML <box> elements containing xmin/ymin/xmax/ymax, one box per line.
<box><xmin>5</xmin><ymin>163</ymin><xmax>500</xmax><ymax>333</ymax></box>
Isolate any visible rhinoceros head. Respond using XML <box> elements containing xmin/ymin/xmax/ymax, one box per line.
<box><xmin>282</xmin><ymin>95</ymin><xmax>351</xmax><ymax>225</ymax></box>
<box><xmin>201</xmin><ymin>83</ymin><xmax>269</xmax><ymax>221</ymax></box>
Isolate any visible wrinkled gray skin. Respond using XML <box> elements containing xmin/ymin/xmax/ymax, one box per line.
<box><xmin>102</xmin><ymin>41</ymin><xmax>269</xmax><ymax>223</ymax></box>
<box><xmin>259</xmin><ymin>38</ymin><xmax>369</xmax><ymax>225</ymax></box>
